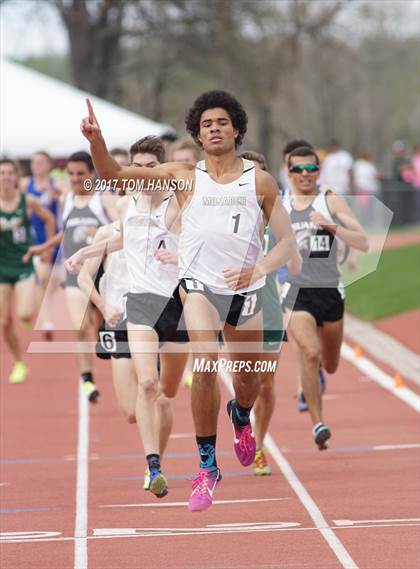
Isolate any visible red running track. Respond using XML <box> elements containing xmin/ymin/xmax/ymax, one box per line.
<box><xmin>1</xmin><ymin>328</ymin><xmax>419</xmax><ymax>569</ymax></box>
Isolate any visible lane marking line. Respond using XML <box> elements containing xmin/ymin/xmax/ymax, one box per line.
<box><xmin>220</xmin><ymin>370</ymin><xmax>360</xmax><ymax>569</ymax></box>
<box><xmin>344</xmin><ymin>314</ymin><xmax>420</xmax><ymax>386</ymax></box>
<box><xmin>99</xmin><ymin>497</ymin><xmax>290</xmax><ymax>508</ymax></box>
<box><xmin>3</xmin><ymin>520</ymin><xmax>419</xmax><ymax>544</ymax></box>
<box><xmin>93</xmin><ymin>522</ymin><xmax>301</xmax><ymax>536</ymax></box>
<box><xmin>334</xmin><ymin>518</ymin><xmax>420</xmax><ymax>526</ymax></box>
<box><xmin>322</xmin><ymin>394</ymin><xmax>340</xmax><ymax>401</ymax></box>
<box><xmin>74</xmin><ymin>381</ymin><xmax>89</xmax><ymax>569</ymax></box>
<box><xmin>341</xmin><ymin>342</ymin><xmax>420</xmax><ymax>413</ymax></box>
<box><xmin>0</xmin><ymin>531</ymin><xmax>62</xmax><ymax>540</ymax></box>
<box><xmin>169</xmin><ymin>433</ymin><xmax>194</xmax><ymax>439</ymax></box>
<box><xmin>373</xmin><ymin>443</ymin><xmax>420</xmax><ymax>451</ymax></box>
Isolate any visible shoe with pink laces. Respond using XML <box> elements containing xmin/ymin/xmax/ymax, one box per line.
<box><xmin>188</xmin><ymin>467</ymin><xmax>222</xmax><ymax>512</ymax></box>
<box><xmin>227</xmin><ymin>399</ymin><xmax>256</xmax><ymax>466</ymax></box>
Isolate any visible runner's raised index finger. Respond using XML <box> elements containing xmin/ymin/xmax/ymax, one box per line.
<box><xmin>86</xmin><ymin>98</ymin><xmax>97</xmax><ymax>123</ymax></box>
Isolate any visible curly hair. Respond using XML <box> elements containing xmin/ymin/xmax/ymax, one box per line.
<box><xmin>185</xmin><ymin>91</ymin><xmax>247</xmax><ymax>149</ymax></box>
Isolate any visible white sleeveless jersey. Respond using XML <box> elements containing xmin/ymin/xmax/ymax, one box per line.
<box><xmin>99</xmin><ymin>227</ymin><xmax>128</xmax><ymax>312</ymax></box>
<box><xmin>123</xmin><ymin>195</ymin><xmax>179</xmax><ymax>297</ymax></box>
<box><xmin>179</xmin><ymin>158</ymin><xmax>266</xmax><ymax>295</ymax></box>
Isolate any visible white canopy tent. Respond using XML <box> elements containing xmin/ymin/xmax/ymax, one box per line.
<box><xmin>0</xmin><ymin>59</ymin><xmax>172</xmax><ymax>158</ymax></box>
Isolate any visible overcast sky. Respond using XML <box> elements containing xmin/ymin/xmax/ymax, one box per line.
<box><xmin>1</xmin><ymin>0</ymin><xmax>419</xmax><ymax>60</ymax></box>
<box><xmin>0</xmin><ymin>1</ymin><xmax>68</xmax><ymax>59</ymax></box>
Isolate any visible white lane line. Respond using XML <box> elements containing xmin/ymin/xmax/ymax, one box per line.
<box><xmin>74</xmin><ymin>382</ymin><xmax>89</xmax><ymax>569</ymax></box>
<box><xmin>100</xmin><ymin>497</ymin><xmax>290</xmax><ymax>508</ymax></box>
<box><xmin>2</xmin><ymin>521</ymin><xmax>420</xmax><ymax>544</ymax></box>
<box><xmin>373</xmin><ymin>443</ymin><xmax>420</xmax><ymax>451</ymax></box>
<box><xmin>220</xmin><ymin>370</ymin><xmax>360</xmax><ymax>569</ymax></box>
<box><xmin>334</xmin><ymin>518</ymin><xmax>420</xmax><ymax>527</ymax></box>
<box><xmin>169</xmin><ymin>433</ymin><xmax>194</xmax><ymax>439</ymax></box>
<box><xmin>341</xmin><ymin>342</ymin><xmax>420</xmax><ymax>413</ymax></box>
<box><xmin>344</xmin><ymin>314</ymin><xmax>420</xmax><ymax>386</ymax></box>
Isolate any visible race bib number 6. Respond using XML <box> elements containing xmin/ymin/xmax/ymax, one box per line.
<box><xmin>99</xmin><ymin>331</ymin><xmax>117</xmax><ymax>353</ymax></box>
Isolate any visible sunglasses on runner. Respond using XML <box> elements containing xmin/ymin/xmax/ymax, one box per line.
<box><xmin>289</xmin><ymin>164</ymin><xmax>320</xmax><ymax>174</ymax></box>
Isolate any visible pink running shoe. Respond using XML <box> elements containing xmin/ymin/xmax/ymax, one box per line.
<box><xmin>188</xmin><ymin>468</ymin><xmax>222</xmax><ymax>512</ymax></box>
<box><xmin>227</xmin><ymin>399</ymin><xmax>256</xmax><ymax>466</ymax></box>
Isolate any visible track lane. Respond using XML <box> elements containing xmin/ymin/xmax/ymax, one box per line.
<box><xmin>1</xmin><ymin>327</ymin><xmax>419</xmax><ymax>569</ymax></box>
<box><xmin>1</xmin><ymin>337</ymin><xmax>81</xmax><ymax>569</ymax></box>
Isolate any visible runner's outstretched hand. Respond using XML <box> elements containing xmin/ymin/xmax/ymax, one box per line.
<box><xmin>81</xmin><ymin>98</ymin><xmax>102</xmax><ymax>143</ymax></box>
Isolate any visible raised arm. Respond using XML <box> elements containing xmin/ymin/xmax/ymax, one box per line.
<box><xmin>82</xmin><ymin>98</ymin><xmax>187</xmax><ymax>184</ymax></box>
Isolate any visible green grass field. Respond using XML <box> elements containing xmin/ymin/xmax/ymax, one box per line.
<box><xmin>345</xmin><ymin>245</ymin><xmax>420</xmax><ymax>321</ymax></box>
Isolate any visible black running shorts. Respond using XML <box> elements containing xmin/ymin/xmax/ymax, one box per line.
<box><xmin>282</xmin><ymin>284</ymin><xmax>344</xmax><ymax>327</ymax></box>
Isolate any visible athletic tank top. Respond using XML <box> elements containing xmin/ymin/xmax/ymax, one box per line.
<box><xmin>284</xmin><ymin>192</ymin><xmax>340</xmax><ymax>287</ymax></box>
<box><xmin>27</xmin><ymin>177</ymin><xmax>59</xmax><ymax>245</ymax></box>
<box><xmin>62</xmin><ymin>192</ymin><xmax>110</xmax><ymax>260</ymax></box>
<box><xmin>0</xmin><ymin>192</ymin><xmax>33</xmax><ymax>269</ymax></box>
<box><xmin>123</xmin><ymin>195</ymin><xmax>179</xmax><ymax>297</ymax></box>
<box><xmin>98</xmin><ymin>226</ymin><xmax>129</xmax><ymax>312</ymax></box>
<box><xmin>179</xmin><ymin>158</ymin><xmax>266</xmax><ymax>295</ymax></box>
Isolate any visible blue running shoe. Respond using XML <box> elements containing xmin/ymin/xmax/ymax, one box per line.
<box><xmin>148</xmin><ymin>468</ymin><xmax>168</xmax><ymax>498</ymax></box>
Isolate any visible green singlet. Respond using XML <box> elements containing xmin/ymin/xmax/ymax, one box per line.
<box><xmin>0</xmin><ymin>193</ymin><xmax>34</xmax><ymax>285</ymax></box>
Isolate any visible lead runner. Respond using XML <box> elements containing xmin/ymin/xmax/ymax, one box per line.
<box><xmin>79</xmin><ymin>91</ymin><xmax>298</xmax><ymax>511</ymax></box>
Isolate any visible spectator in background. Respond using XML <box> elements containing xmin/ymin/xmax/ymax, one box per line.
<box><xmin>354</xmin><ymin>151</ymin><xmax>381</xmax><ymax>227</ymax></box>
<box><xmin>354</xmin><ymin>151</ymin><xmax>381</xmax><ymax>197</ymax></box>
<box><xmin>320</xmin><ymin>139</ymin><xmax>353</xmax><ymax>195</ymax></box>
<box><xmin>406</xmin><ymin>145</ymin><xmax>420</xmax><ymax>189</ymax></box>
<box><xmin>391</xmin><ymin>140</ymin><xmax>411</xmax><ymax>182</ymax></box>
<box><xmin>404</xmin><ymin>144</ymin><xmax>420</xmax><ymax>217</ymax></box>
<box><xmin>170</xmin><ymin>137</ymin><xmax>201</xmax><ymax>165</ymax></box>
<box><xmin>110</xmin><ymin>148</ymin><xmax>130</xmax><ymax>167</ymax></box>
